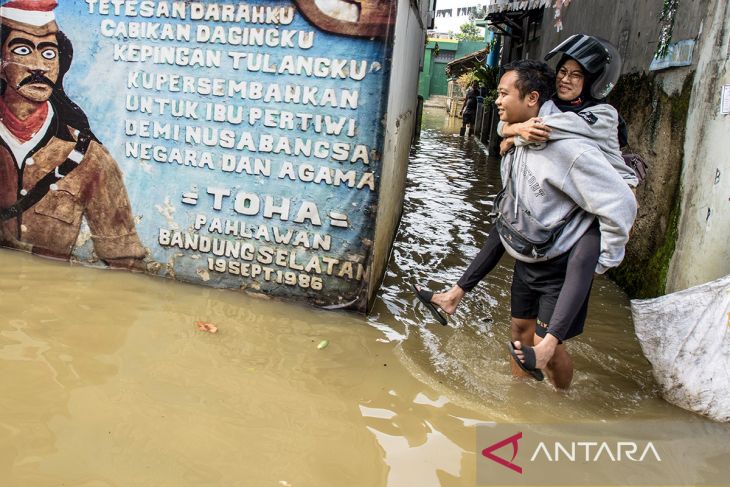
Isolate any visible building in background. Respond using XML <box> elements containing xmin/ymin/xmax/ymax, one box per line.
<box><xmin>418</xmin><ymin>39</ymin><xmax>489</xmax><ymax>101</ymax></box>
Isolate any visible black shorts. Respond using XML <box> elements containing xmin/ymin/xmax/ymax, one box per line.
<box><xmin>462</xmin><ymin>111</ymin><xmax>476</xmax><ymax>124</ymax></box>
<box><xmin>510</xmin><ymin>252</ymin><xmax>591</xmax><ymax>341</ymax></box>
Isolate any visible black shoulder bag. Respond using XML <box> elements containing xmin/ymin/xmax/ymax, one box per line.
<box><xmin>493</xmin><ymin>149</ymin><xmax>582</xmax><ymax>259</ymax></box>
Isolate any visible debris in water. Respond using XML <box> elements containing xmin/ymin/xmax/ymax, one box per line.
<box><xmin>195</xmin><ymin>321</ymin><xmax>218</xmax><ymax>333</ymax></box>
<box><xmin>317</xmin><ymin>340</ymin><xmax>329</xmax><ymax>350</ymax></box>
<box><xmin>279</xmin><ymin>481</ymin><xmax>292</xmax><ymax>487</ymax></box>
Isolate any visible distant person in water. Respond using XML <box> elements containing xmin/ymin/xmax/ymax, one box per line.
<box><xmin>460</xmin><ymin>80</ymin><xmax>480</xmax><ymax>136</ymax></box>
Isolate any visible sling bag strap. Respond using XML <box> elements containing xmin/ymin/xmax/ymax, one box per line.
<box><xmin>494</xmin><ymin>147</ymin><xmax>584</xmax><ymax>259</ymax></box>
<box><xmin>0</xmin><ymin>130</ymin><xmax>93</xmax><ymax>222</ymax></box>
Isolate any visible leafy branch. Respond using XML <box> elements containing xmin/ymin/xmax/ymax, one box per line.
<box><xmin>655</xmin><ymin>0</ymin><xmax>680</xmax><ymax>59</ymax></box>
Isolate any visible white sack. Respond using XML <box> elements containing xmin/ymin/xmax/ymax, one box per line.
<box><xmin>631</xmin><ymin>274</ymin><xmax>730</xmax><ymax>422</ymax></box>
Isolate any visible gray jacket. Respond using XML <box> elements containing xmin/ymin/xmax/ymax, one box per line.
<box><xmin>498</xmin><ymin>103</ymin><xmax>638</xmax><ymax>273</ymax></box>
<box><xmin>499</xmin><ymin>101</ymin><xmax>639</xmax><ymax>187</ymax></box>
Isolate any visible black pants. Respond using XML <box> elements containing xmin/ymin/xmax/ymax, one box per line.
<box><xmin>456</xmin><ymin>222</ymin><xmax>601</xmax><ymax>341</ymax></box>
<box><xmin>457</xmin><ymin>229</ymin><xmax>505</xmax><ymax>292</ymax></box>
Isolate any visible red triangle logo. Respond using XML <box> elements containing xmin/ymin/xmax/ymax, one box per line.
<box><xmin>481</xmin><ymin>432</ymin><xmax>523</xmax><ymax>474</ymax></box>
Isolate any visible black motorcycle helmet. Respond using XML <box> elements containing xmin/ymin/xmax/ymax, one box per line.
<box><xmin>544</xmin><ymin>34</ymin><xmax>622</xmax><ymax>100</ymax></box>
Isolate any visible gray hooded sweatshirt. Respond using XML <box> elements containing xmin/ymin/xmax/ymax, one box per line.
<box><xmin>500</xmin><ymin>101</ymin><xmax>639</xmax><ymax>187</ymax></box>
<box><xmin>498</xmin><ymin>102</ymin><xmax>638</xmax><ymax>274</ymax></box>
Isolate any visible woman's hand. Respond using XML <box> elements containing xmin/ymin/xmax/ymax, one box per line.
<box><xmin>500</xmin><ymin>137</ymin><xmax>515</xmax><ymax>156</ymax></box>
<box><xmin>505</xmin><ymin>118</ymin><xmax>551</xmax><ymax>142</ymax></box>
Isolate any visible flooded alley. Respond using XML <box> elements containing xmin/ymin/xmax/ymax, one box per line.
<box><xmin>0</xmin><ymin>109</ymin><xmax>698</xmax><ymax>487</ymax></box>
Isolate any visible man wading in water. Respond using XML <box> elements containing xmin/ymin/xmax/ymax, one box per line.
<box><xmin>415</xmin><ymin>59</ymin><xmax>637</xmax><ymax>389</ymax></box>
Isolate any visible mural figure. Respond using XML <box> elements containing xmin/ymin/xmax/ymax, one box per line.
<box><xmin>0</xmin><ymin>0</ymin><xmax>145</xmax><ymax>268</ymax></box>
<box><xmin>293</xmin><ymin>0</ymin><xmax>395</xmax><ymax>38</ymax></box>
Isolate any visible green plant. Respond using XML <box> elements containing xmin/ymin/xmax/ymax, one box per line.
<box><xmin>472</xmin><ymin>65</ymin><xmax>498</xmax><ymax>90</ymax></box>
<box><xmin>456</xmin><ymin>65</ymin><xmax>498</xmax><ymax>104</ymax></box>
<box><xmin>655</xmin><ymin>0</ymin><xmax>680</xmax><ymax>59</ymax></box>
<box><xmin>454</xmin><ymin>21</ymin><xmax>482</xmax><ymax>42</ymax></box>
<box><xmin>482</xmin><ymin>88</ymin><xmax>498</xmax><ymax>106</ymax></box>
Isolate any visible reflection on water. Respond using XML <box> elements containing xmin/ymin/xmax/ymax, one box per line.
<box><xmin>0</xmin><ymin>108</ymin><xmax>697</xmax><ymax>486</ymax></box>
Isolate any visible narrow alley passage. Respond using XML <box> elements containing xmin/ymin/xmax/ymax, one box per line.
<box><xmin>370</xmin><ymin>108</ymin><xmax>689</xmax><ymax>420</ymax></box>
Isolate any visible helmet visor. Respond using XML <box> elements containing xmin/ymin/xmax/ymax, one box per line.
<box><xmin>589</xmin><ymin>38</ymin><xmax>621</xmax><ymax>99</ymax></box>
<box><xmin>544</xmin><ymin>34</ymin><xmax>610</xmax><ymax>74</ymax></box>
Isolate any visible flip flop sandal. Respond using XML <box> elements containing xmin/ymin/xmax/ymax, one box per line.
<box><xmin>508</xmin><ymin>341</ymin><xmax>545</xmax><ymax>381</ymax></box>
<box><xmin>412</xmin><ymin>284</ymin><xmax>448</xmax><ymax>326</ymax></box>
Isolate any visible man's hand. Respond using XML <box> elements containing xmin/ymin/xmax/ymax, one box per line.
<box><xmin>532</xmin><ymin>334</ymin><xmax>559</xmax><ymax>369</ymax></box>
<box><xmin>515</xmin><ymin>333</ymin><xmax>559</xmax><ymax>370</ymax></box>
<box><xmin>500</xmin><ymin>137</ymin><xmax>515</xmax><ymax>156</ymax></box>
<box><xmin>503</xmin><ymin>117</ymin><xmax>551</xmax><ymax>142</ymax></box>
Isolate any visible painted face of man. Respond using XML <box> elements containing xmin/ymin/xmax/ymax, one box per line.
<box><xmin>495</xmin><ymin>70</ymin><xmax>539</xmax><ymax>124</ymax></box>
<box><xmin>1</xmin><ymin>29</ymin><xmax>60</xmax><ymax>104</ymax></box>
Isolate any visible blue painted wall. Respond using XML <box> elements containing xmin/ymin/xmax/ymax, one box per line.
<box><xmin>1</xmin><ymin>0</ymin><xmax>397</xmax><ymax>309</ymax></box>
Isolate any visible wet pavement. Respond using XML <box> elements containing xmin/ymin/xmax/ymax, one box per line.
<box><xmin>0</xmin><ymin>108</ymin><xmax>696</xmax><ymax>487</ymax></box>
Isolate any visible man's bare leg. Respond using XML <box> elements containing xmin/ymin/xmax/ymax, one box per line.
<box><xmin>510</xmin><ymin>317</ymin><xmax>536</xmax><ymax>378</ymax></box>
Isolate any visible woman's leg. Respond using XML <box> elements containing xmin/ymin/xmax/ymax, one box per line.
<box><xmin>457</xmin><ymin>229</ymin><xmax>505</xmax><ymax>292</ymax></box>
<box><xmin>428</xmin><ymin>229</ymin><xmax>505</xmax><ymax>314</ymax></box>
<box><xmin>544</xmin><ymin>222</ymin><xmax>601</xmax><ymax>340</ymax></box>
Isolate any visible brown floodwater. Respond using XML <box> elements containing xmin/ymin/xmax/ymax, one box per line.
<box><xmin>0</xmin><ymin>108</ymin><xmax>702</xmax><ymax>487</ymax></box>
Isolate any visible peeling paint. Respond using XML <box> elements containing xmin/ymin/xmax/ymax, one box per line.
<box><xmin>140</xmin><ymin>160</ymin><xmax>154</xmax><ymax>175</ymax></box>
<box><xmin>74</xmin><ymin>220</ymin><xmax>93</xmax><ymax>248</ymax></box>
<box><xmin>146</xmin><ymin>260</ymin><xmax>162</xmax><ymax>274</ymax></box>
<box><xmin>196</xmin><ymin>268</ymin><xmax>210</xmax><ymax>282</ymax></box>
<box><xmin>154</xmin><ymin>197</ymin><xmax>179</xmax><ymax>231</ymax></box>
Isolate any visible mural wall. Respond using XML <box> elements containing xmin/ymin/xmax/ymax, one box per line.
<box><xmin>0</xmin><ymin>0</ymin><xmax>397</xmax><ymax>310</ymax></box>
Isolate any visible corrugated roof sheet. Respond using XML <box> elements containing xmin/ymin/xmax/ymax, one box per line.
<box><xmin>487</xmin><ymin>0</ymin><xmax>550</xmax><ymax>14</ymax></box>
<box><xmin>445</xmin><ymin>47</ymin><xmax>491</xmax><ymax>78</ymax></box>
